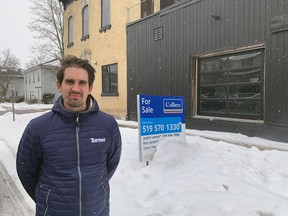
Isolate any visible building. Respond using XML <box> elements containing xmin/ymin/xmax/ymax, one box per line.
<box><xmin>23</xmin><ymin>59</ymin><xmax>61</xmax><ymax>103</ymax></box>
<box><xmin>58</xmin><ymin>0</ymin><xmax>181</xmax><ymax>119</ymax></box>
<box><xmin>126</xmin><ymin>0</ymin><xmax>288</xmax><ymax>142</ymax></box>
<box><xmin>0</xmin><ymin>69</ymin><xmax>24</xmax><ymax>100</ymax></box>
<box><xmin>58</xmin><ymin>0</ymin><xmax>288</xmax><ymax>142</ymax></box>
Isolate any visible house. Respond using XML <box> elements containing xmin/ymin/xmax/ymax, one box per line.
<box><xmin>0</xmin><ymin>69</ymin><xmax>24</xmax><ymax>100</ymax></box>
<box><xmin>126</xmin><ymin>0</ymin><xmax>288</xmax><ymax>142</ymax></box>
<box><xmin>23</xmin><ymin>59</ymin><xmax>61</xmax><ymax>103</ymax></box>
<box><xmin>58</xmin><ymin>0</ymin><xmax>180</xmax><ymax>119</ymax></box>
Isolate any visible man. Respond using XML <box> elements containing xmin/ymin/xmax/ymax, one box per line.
<box><xmin>16</xmin><ymin>55</ymin><xmax>122</xmax><ymax>216</ymax></box>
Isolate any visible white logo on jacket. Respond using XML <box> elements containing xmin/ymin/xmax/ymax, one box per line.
<box><xmin>90</xmin><ymin>138</ymin><xmax>106</xmax><ymax>143</ymax></box>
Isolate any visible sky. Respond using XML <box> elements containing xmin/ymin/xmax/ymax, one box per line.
<box><xmin>1</xmin><ymin>102</ymin><xmax>288</xmax><ymax>216</ymax></box>
<box><xmin>0</xmin><ymin>0</ymin><xmax>34</xmax><ymax>68</ymax></box>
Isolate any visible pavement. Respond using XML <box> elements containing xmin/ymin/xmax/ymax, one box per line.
<box><xmin>0</xmin><ymin>107</ymin><xmax>51</xmax><ymax>116</ymax></box>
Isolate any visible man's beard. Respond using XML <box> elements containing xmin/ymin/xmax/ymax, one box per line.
<box><xmin>67</xmin><ymin>98</ymin><xmax>83</xmax><ymax>108</ymax></box>
<box><xmin>67</xmin><ymin>92</ymin><xmax>83</xmax><ymax>108</ymax></box>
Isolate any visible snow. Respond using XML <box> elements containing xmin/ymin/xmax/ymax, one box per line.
<box><xmin>1</xmin><ymin>102</ymin><xmax>288</xmax><ymax>216</ymax></box>
<box><xmin>0</xmin><ymin>102</ymin><xmax>53</xmax><ymax>110</ymax></box>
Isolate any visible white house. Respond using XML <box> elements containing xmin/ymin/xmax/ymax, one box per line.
<box><xmin>23</xmin><ymin>59</ymin><xmax>61</xmax><ymax>103</ymax></box>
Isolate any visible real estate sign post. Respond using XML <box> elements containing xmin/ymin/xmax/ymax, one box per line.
<box><xmin>137</xmin><ymin>94</ymin><xmax>186</xmax><ymax>162</ymax></box>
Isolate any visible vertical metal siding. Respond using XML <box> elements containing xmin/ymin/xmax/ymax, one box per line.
<box><xmin>265</xmin><ymin>0</ymin><xmax>288</xmax><ymax>125</ymax></box>
<box><xmin>127</xmin><ymin>0</ymin><xmax>288</xmax><ymax>126</ymax></box>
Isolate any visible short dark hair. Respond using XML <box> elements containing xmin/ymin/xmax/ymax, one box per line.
<box><xmin>57</xmin><ymin>55</ymin><xmax>95</xmax><ymax>87</ymax></box>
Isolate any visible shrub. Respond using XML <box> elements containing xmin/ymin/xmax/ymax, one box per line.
<box><xmin>28</xmin><ymin>98</ymin><xmax>39</xmax><ymax>104</ymax></box>
<box><xmin>42</xmin><ymin>93</ymin><xmax>55</xmax><ymax>104</ymax></box>
<box><xmin>14</xmin><ymin>96</ymin><xmax>25</xmax><ymax>103</ymax></box>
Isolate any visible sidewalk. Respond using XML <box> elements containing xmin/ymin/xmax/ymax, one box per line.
<box><xmin>0</xmin><ymin>162</ymin><xmax>34</xmax><ymax>216</ymax></box>
<box><xmin>0</xmin><ymin>107</ymin><xmax>51</xmax><ymax>116</ymax></box>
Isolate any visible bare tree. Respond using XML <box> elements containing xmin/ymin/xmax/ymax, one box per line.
<box><xmin>27</xmin><ymin>0</ymin><xmax>64</xmax><ymax>68</ymax></box>
<box><xmin>0</xmin><ymin>49</ymin><xmax>21</xmax><ymax>99</ymax></box>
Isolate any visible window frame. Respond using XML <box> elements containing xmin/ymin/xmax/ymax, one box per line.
<box><xmin>67</xmin><ymin>15</ymin><xmax>74</xmax><ymax>47</ymax></box>
<box><xmin>100</xmin><ymin>0</ymin><xmax>111</xmax><ymax>32</ymax></box>
<box><xmin>141</xmin><ymin>0</ymin><xmax>154</xmax><ymax>18</ymax></box>
<box><xmin>196</xmin><ymin>49</ymin><xmax>265</xmax><ymax>120</ymax></box>
<box><xmin>101</xmin><ymin>63</ymin><xmax>119</xmax><ymax>96</ymax></box>
<box><xmin>81</xmin><ymin>5</ymin><xmax>89</xmax><ymax>41</ymax></box>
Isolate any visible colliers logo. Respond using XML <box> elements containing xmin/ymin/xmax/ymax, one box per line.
<box><xmin>163</xmin><ymin>99</ymin><xmax>183</xmax><ymax>114</ymax></box>
<box><xmin>90</xmin><ymin>138</ymin><xmax>106</xmax><ymax>143</ymax></box>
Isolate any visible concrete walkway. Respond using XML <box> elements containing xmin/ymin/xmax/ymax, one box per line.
<box><xmin>0</xmin><ymin>107</ymin><xmax>51</xmax><ymax>116</ymax></box>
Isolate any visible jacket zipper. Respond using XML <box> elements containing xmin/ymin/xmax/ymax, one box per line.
<box><xmin>75</xmin><ymin>116</ymin><xmax>82</xmax><ymax>216</ymax></box>
<box><xmin>44</xmin><ymin>189</ymin><xmax>51</xmax><ymax>216</ymax></box>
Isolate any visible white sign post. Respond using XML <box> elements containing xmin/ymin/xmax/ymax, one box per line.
<box><xmin>137</xmin><ymin>95</ymin><xmax>186</xmax><ymax>163</ymax></box>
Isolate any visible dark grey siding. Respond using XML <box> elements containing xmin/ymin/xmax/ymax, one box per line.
<box><xmin>127</xmin><ymin>0</ymin><xmax>288</xmax><ymax>141</ymax></box>
<box><xmin>266</xmin><ymin>0</ymin><xmax>288</xmax><ymax>127</ymax></box>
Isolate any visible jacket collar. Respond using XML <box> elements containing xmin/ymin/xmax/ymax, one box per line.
<box><xmin>52</xmin><ymin>95</ymin><xmax>99</xmax><ymax>122</ymax></box>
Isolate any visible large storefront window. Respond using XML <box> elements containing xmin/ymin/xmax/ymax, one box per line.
<box><xmin>198</xmin><ymin>49</ymin><xmax>264</xmax><ymax>120</ymax></box>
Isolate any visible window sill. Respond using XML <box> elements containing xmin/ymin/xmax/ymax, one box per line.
<box><xmin>101</xmin><ymin>92</ymin><xmax>119</xmax><ymax>97</ymax></box>
<box><xmin>99</xmin><ymin>24</ymin><xmax>111</xmax><ymax>33</ymax></box>
<box><xmin>67</xmin><ymin>42</ymin><xmax>74</xmax><ymax>48</ymax></box>
<box><xmin>193</xmin><ymin>115</ymin><xmax>264</xmax><ymax>123</ymax></box>
<box><xmin>81</xmin><ymin>34</ymin><xmax>90</xmax><ymax>41</ymax></box>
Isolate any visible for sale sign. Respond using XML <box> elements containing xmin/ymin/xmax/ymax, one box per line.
<box><xmin>137</xmin><ymin>95</ymin><xmax>186</xmax><ymax>162</ymax></box>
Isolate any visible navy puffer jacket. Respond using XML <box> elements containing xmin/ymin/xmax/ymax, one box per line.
<box><xmin>16</xmin><ymin>96</ymin><xmax>122</xmax><ymax>216</ymax></box>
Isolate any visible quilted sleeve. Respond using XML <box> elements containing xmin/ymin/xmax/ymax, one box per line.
<box><xmin>16</xmin><ymin>120</ymin><xmax>42</xmax><ymax>202</ymax></box>
<box><xmin>107</xmin><ymin>120</ymin><xmax>122</xmax><ymax>180</ymax></box>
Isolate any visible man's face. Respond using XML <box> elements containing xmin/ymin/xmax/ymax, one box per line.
<box><xmin>57</xmin><ymin>67</ymin><xmax>93</xmax><ymax>112</ymax></box>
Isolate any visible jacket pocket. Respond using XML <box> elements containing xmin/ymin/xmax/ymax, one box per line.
<box><xmin>43</xmin><ymin>189</ymin><xmax>51</xmax><ymax>216</ymax></box>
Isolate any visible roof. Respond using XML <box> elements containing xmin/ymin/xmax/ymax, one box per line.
<box><xmin>0</xmin><ymin>69</ymin><xmax>23</xmax><ymax>77</ymax></box>
<box><xmin>23</xmin><ymin>58</ymin><xmax>60</xmax><ymax>74</ymax></box>
<box><xmin>39</xmin><ymin>58</ymin><xmax>61</xmax><ymax>67</ymax></box>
